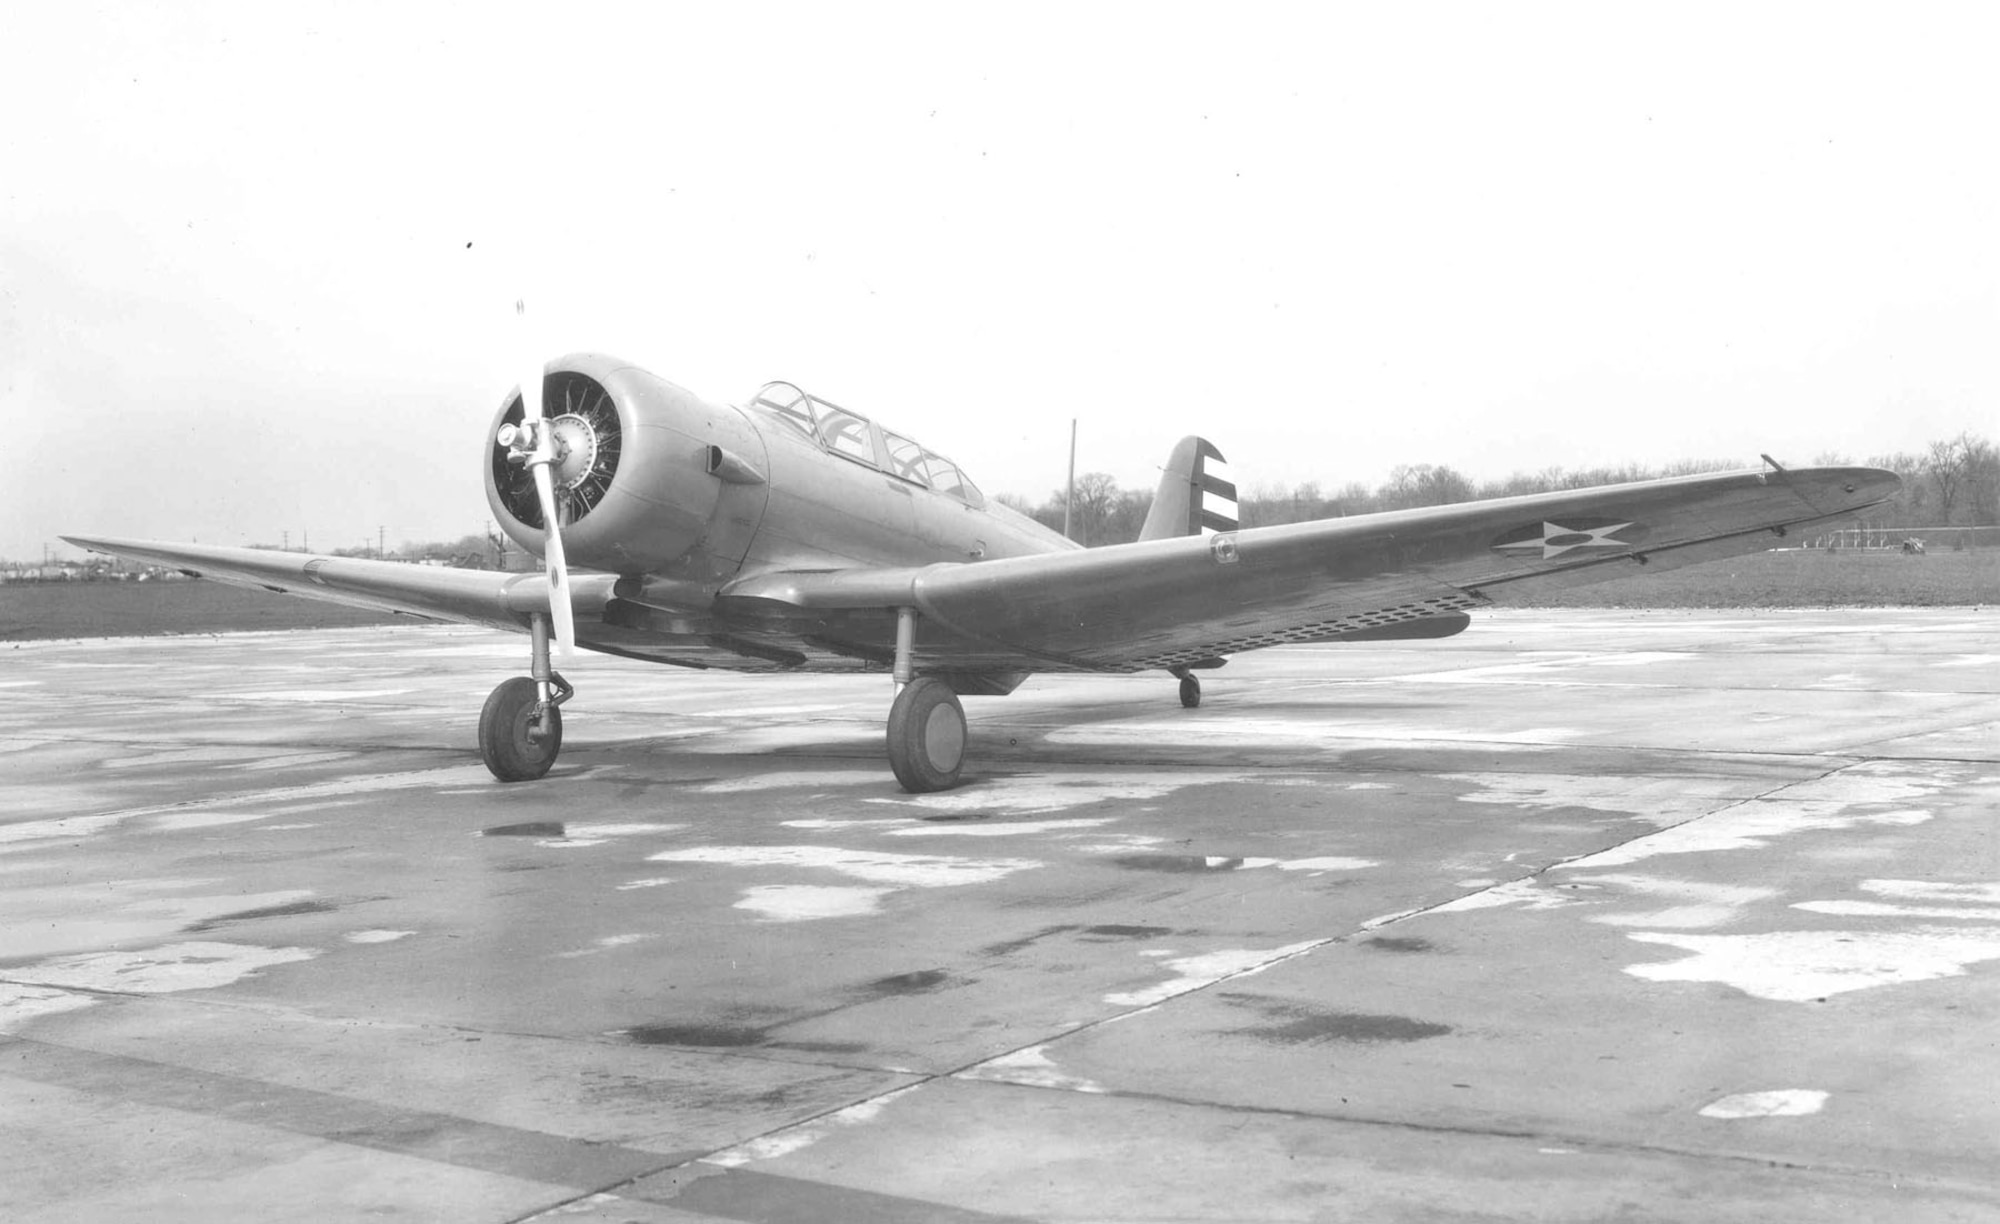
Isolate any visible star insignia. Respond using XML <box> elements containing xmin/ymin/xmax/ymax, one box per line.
<box><xmin>1494</xmin><ymin>520</ymin><xmax>1637</xmax><ymax>560</ymax></box>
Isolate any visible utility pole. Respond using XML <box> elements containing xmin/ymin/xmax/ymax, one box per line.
<box><xmin>378</xmin><ymin>526</ymin><xmax>386</xmax><ymax>559</ymax></box>
<box><xmin>282</xmin><ymin>530</ymin><xmax>289</xmax><ymax>552</ymax></box>
<box><xmin>1062</xmin><ymin>419</ymin><xmax>1077</xmax><ymax>542</ymax></box>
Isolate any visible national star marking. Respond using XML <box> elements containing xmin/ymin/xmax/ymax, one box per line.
<box><xmin>1496</xmin><ymin>521</ymin><xmax>1637</xmax><ymax>560</ymax></box>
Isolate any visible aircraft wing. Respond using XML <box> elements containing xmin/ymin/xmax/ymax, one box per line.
<box><xmin>58</xmin><ymin>535</ymin><xmax>610</xmax><ymax>633</ymax></box>
<box><xmin>64</xmin><ymin>463</ymin><xmax>1897</xmax><ymax>677</ymax></box>
<box><xmin>716</xmin><ymin>464</ymin><xmax>1900</xmax><ymax>673</ymax></box>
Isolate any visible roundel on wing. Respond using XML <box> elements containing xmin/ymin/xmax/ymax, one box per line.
<box><xmin>1490</xmin><ymin>516</ymin><xmax>1650</xmax><ymax>560</ymax></box>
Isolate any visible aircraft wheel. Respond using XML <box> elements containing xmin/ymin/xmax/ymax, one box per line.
<box><xmin>887</xmin><ymin>677</ymin><xmax>966</xmax><ymax>793</ymax></box>
<box><xmin>479</xmin><ymin>677</ymin><xmax>562</xmax><ymax>782</ymax></box>
<box><xmin>1179</xmin><ymin>673</ymin><xmax>1202</xmax><ymax>709</ymax></box>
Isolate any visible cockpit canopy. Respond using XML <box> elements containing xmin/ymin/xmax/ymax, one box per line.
<box><xmin>747</xmin><ymin>382</ymin><xmax>984</xmax><ymax>506</ymax></box>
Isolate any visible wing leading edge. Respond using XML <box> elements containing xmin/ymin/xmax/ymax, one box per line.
<box><xmin>59</xmin><ymin>535</ymin><xmax>608</xmax><ymax>633</ymax></box>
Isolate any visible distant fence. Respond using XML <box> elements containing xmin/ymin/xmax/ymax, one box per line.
<box><xmin>1806</xmin><ymin>525</ymin><xmax>2000</xmax><ymax>550</ymax></box>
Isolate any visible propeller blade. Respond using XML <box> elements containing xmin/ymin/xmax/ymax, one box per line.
<box><xmin>516</xmin><ymin>299</ymin><xmax>574</xmax><ymax>655</ymax></box>
<box><xmin>517</xmin><ymin>300</ymin><xmax>544</xmax><ymax>423</ymax></box>
<box><xmin>532</xmin><ymin>460</ymin><xmax>577</xmax><ymax>655</ymax></box>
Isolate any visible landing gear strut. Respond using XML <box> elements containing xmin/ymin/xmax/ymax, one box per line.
<box><xmin>480</xmin><ymin>612</ymin><xmax>573</xmax><ymax>782</ymax></box>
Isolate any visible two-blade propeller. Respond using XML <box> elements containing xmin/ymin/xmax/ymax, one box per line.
<box><xmin>497</xmin><ymin>300</ymin><xmax>576</xmax><ymax>655</ymax></box>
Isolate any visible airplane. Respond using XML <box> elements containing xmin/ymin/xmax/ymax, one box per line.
<box><xmin>66</xmin><ymin>351</ymin><xmax>1900</xmax><ymax>792</ymax></box>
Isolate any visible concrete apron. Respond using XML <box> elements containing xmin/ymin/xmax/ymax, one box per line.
<box><xmin>1</xmin><ymin>609</ymin><xmax>1995</xmax><ymax>1222</ymax></box>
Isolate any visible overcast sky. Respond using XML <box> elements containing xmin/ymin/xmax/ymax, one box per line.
<box><xmin>4</xmin><ymin>3</ymin><xmax>1993</xmax><ymax>562</ymax></box>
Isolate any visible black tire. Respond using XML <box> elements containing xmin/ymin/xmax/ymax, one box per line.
<box><xmin>479</xmin><ymin>676</ymin><xmax>562</xmax><ymax>782</ymax></box>
<box><xmin>886</xmin><ymin>677</ymin><xmax>967</xmax><ymax>793</ymax></box>
<box><xmin>1179</xmin><ymin>673</ymin><xmax>1202</xmax><ymax>709</ymax></box>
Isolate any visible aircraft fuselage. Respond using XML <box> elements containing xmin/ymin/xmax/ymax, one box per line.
<box><xmin>484</xmin><ymin>356</ymin><xmax>1071</xmax><ymax>596</ymax></box>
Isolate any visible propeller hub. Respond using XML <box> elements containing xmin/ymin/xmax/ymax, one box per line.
<box><xmin>544</xmin><ymin>414</ymin><xmax>599</xmax><ymax>491</ymax></box>
<box><xmin>490</xmin><ymin>371</ymin><xmax>623</xmax><ymax>533</ymax></box>
<box><xmin>498</xmin><ymin>416</ymin><xmax>601</xmax><ymax>490</ymax></box>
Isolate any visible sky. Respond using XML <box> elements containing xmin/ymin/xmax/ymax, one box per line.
<box><xmin>3</xmin><ymin>2</ymin><xmax>1994</xmax><ymax>562</ymax></box>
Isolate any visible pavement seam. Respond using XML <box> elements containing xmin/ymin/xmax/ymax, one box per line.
<box><xmin>499</xmin><ymin>944</ymin><xmax>1354</xmax><ymax>1222</ymax></box>
<box><xmin>1350</xmin><ymin>754</ymin><xmax>1882</xmax><ymax>932</ymax></box>
<box><xmin>941</xmin><ymin>1074</ymin><xmax>2000</xmax><ymax>1199</ymax></box>
<box><xmin>0</xmin><ymin>1034</ymin><xmax>699</xmax><ymax>1199</ymax></box>
<box><xmin>1537</xmin><ymin>753</ymin><xmax>1873</xmax><ymax>871</ymax></box>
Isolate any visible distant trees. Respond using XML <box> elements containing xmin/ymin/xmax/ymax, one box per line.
<box><xmin>1866</xmin><ymin>432</ymin><xmax>1998</xmax><ymax>528</ymax></box>
<box><xmin>239</xmin><ymin>433</ymin><xmax>1990</xmax><ymax>566</ymax></box>
<box><xmin>998</xmin><ymin>433</ymin><xmax>1997</xmax><ymax>547</ymax></box>
<box><xmin>1379</xmin><ymin>464</ymin><xmax>1476</xmax><ymax>511</ymax></box>
<box><xmin>1011</xmin><ymin>473</ymin><xmax>1154</xmax><ymax>545</ymax></box>
<box><xmin>285</xmin><ymin>531</ymin><xmax>525</xmax><ymax>568</ymax></box>
<box><xmin>1922</xmin><ymin>432</ymin><xmax>1995</xmax><ymax>525</ymax></box>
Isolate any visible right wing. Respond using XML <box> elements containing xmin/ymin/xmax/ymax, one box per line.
<box><xmin>715</xmin><ymin>464</ymin><xmax>1901</xmax><ymax>673</ymax></box>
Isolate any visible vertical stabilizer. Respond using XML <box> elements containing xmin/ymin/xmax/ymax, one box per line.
<box><xmin>1139</xmin><ymin>437</ymin><xmax>1238</xmax><ymax>541</ymax></box>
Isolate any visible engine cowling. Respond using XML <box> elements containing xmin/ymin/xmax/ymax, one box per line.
<box><xmin>485</xmin><ymin>354</ymin><xmax>763</xmax><ymax>576</ymax></box>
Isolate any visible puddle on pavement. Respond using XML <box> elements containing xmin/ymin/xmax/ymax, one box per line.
<box><xmin>483</xmin><ymin>822</ymin><xmax>567</xmax><ymax>838</ymax></box>
<box><xmin>1361</xmin><ymin>936</ymin><xmax>1436</xmax><ymax>953</ymax></box>
<box><xmin>1113</xmin><ymin>855</ymin><xmax>1247</xmax><ymax>873</ymax></box>
<box><xmin>767</xmin><ymin>1040</ymin><xmax>871</xmax><ymax>1055</ymax></box>
<box><xmin>982</xmin><ymin>925</ymin><xmax>1078</xmax><ymax>956</ymax></box>
<box><xmin>861</xmin><ymin>968</ymin><xmax>953</xmax><ymax>995</ymax></box>
<box><xmin>186</xmin><ymin>899</ymin><xmax>340</xmax><ymax>931</ymax></box>
<box><xmin>983</xmin><ymin>924</ymin><xmax>1174</xmax><ymax>956</ymax></box>
<box><xmin>623</xmin><ymin>1023</ymin><xmax>767</xmax><ymax>1047</ymax></box>
<box><xmin>1223</xmin><ymin>995</ymin><xmax>1452</xmax><ymax>1044</ymax></box>
<box><xmin>2</xmin><ymin>883</ymin><xmax>327</xmax><ymax>961</ymax></box>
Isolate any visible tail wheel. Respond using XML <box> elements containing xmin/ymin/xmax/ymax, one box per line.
<box><xmin>887</xmin><ymin>677</ymin><xmax>967</xmax><ymax>793</ymax></box>
<box><xmin>479</xmin><ymin>676</ymin><xmax>563</xmax><ymax>781</ymax></box>
<box><xmin>1178</xmin><ymin>673</ymin><xmax>1202</xmax><ymax>708</ymax></box>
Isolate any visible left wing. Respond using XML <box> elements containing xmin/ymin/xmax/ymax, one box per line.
<box><xmin>715</xmin><ymin>463</ymin><xmax>1900</xmax><ymax>673</ymax></box>
<box><xmin>59</xmin><ymin>536</ymin><xmax>605</xmax><ymax>633</ymax></box>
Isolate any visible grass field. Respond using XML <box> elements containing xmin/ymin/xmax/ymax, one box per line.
<box><xmin>1</xmin><ymin>579</ymin><xmax>404</xmax><ymax>641</ymax></box>
<box><xmin>3</xmin><ymin>549</ymin><xmax>1992</xmax><ymax>642</ymax></box>
<box><xmin>1522</xmin><ymin>547</ymin><xmax>1997</xmax><ymax>609</ymax></box>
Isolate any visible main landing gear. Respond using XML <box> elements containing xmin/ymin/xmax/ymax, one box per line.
<box><xmin>884</xmin><ymin>605</ymin><xmax>967</xmax><ymax>794</ymax></box>
<box><xmin>480</xmin><ymin>612</ymin><xmax>572</xmax><ymax>782</ymax></box>
<box><xmin>1171</xmin><ymin>665</ymin><xmax>1202</xmax><ymax>708</ymax></box>
<box><xmin>476</xmin><ymin>606</ymin><xmax>970</xmax><ymax>792</ymax></box>
<box><xmin>887</xmin><ymin>676</ymin><xmax>967</xmax><ymax>792</ymax></box>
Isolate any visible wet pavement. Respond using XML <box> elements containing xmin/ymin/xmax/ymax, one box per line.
<box><xmin>1</xmin><ymin>608</ymin><xmax>1996</xmax><ymax>1222</ymax></box>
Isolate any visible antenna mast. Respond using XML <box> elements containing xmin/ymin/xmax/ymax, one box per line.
<box><xmin>1063</xmin><ymin>419</ymin><xmax>1077</xmax><ymax>541</ymax></box>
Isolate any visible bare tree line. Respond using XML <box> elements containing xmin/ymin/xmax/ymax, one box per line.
<box><xmin>27</xmin><ymin>433</ymin><xmax>1990</xmax><ymax>571</ymax></box>
<box><xmin>1852</xmin><ymin>432</ymin><xmax>2000</xmax><ymax>528</ymax></box>
<box><xmin>1003</xmin><ymin>431</ymin><xmax>1998</xmax><ymax>547</ymax></box>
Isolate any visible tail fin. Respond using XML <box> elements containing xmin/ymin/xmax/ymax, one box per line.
<box><xmin>1139</xmin><ymin>437</ymin><xmax>1238</xmax><ymax>542</ymax></box>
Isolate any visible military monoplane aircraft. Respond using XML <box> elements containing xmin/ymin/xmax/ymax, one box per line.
<box><xmin>68</xmin><ymin>352</ymin><xmax>1899</xmax><ymax>791</ymax></box>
